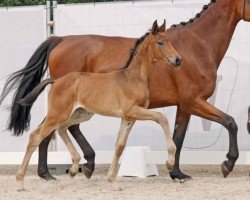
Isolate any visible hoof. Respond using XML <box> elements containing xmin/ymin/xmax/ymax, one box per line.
<box><xmin>221</xmin><ymin>161</ymin><xmax>231</xmax><ymax>178</ymax></box>
<box><xmin>68</xmin><ymin>169</ymin><xmax>77</xmax><ymax>178</ymax></box>
<box><xmin>38</xmin><ymin>171</ymin><xmax>57</xmax><ymax>181</ymax></box>
<box><xmin>169</xmin><ymin>169</ymin><xmax>192</xmax><ymax>181</ymax></box>
<box><xmin>180</xmin><ymin>179</ymin><xmax>185</xmax><ymax>183</ymax></box>
<box><xmin>17</xmin><ymin>188</ymin><xmax>25</xmax><ymax>192</ymax></box>
<box><xmin>83</xmin><ymin>164</ymin><xmax>93</xmax><ymax>179</ymax></box>
<box><xmin>109</xmin><ymin>182</ymin><xmax>123</xmax><ymax>191</ymax></box>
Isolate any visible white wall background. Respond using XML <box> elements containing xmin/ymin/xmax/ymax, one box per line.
<box><xmin>0</xmin><ymin>6</ymin><xmax>47</xmax><ymax>151</ymax></box>
<box><xmin>54</xmin><ymin>0</ymin><xmax>250</xmax><ymax>152</ymax></box>
<box><xmin>0</xmin><ymin>0</ymin><xmax>249</xmax><ymax>155</ymax></box>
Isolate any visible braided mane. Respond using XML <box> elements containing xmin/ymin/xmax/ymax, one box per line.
<box><xmin>171</xmin><ymin>0</ymin><xmax>217</xmax><ymax>28</ymax></box>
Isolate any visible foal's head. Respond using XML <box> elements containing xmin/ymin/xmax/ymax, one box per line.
<box><xmin>148</xmin><ymin>20</ymin><xmax>182</xmax><ymax>67</ymax></box>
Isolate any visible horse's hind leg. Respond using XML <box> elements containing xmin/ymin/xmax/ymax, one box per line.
<box><xmin>16</xmin><ymin>122</ymin><xmax>57</xmax><ymax>191</ymax></box>
<box><xmin>107</xmin><ymin>119</ymin><xmax>135</xmax><ymax>191</ymax></box>
<box><xmin>38</xmin><ymin>131</ymin><xmax>56</xmax><ymax>181</ymax></box>
<box><xmin>66</xmin><ymin>108</ymin><xmax>94</xmax><ymax>178</ymax></box>
<box><xmin>68</xmin><ymin>124</ymin><xmax>95</xmax><ymax>179</ymax></box>
<box><xmin>57</xmin><ymin>127</ymin><xmax>81</xmax><ymax>177</ymax></box>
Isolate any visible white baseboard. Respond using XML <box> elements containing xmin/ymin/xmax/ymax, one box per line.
<box><xmin>0</xmin><ymin>151</ymin><xmax>250</xmax><ymax>165</ymax></box>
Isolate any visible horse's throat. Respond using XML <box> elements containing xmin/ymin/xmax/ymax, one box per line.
<box><xmin>243</xmin><ymin>0</ymin><xmax>250</xmax><ymax>21</ymax></box>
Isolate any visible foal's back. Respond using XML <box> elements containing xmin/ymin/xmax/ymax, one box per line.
<box><xmin>48</xmin><ymin>70</ymin><xmax>149</xmax><ymax>118</ymax></box>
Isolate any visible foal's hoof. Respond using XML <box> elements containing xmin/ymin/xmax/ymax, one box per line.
<box><xmin>109</xmin><ymin>182</ymin><xmax>123</xmax><ymax>191</ymax></box>
<box><xmin>221</xmin><ymin>161</ymin><xmax>232</xmax><ymax>178</ymax></box>
<box><xmin>38</xmin><ymin>171</ymin><xmax>57</xmax><ymax>181</ymax></box>
<box><xmin>17</xmin><ymin>187</ymin><xmax>26</xmax><ymax>192</ymax></box>
<box><xmin>83</xmin><ymin>164</ymin><xmax>93</xmax><ymax>179</ymax></box>
<box><xmin>166</xmin><ymin>161</ymin><xmax>174</xmax><ymax>171</ymax></box>
<box><xmin>68</xmin><ymin>169</ymin><xmax>77</xmax><ymax>178</ymax></box>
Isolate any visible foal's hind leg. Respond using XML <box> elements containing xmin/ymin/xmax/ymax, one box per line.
<box><xmin>107</xmin><ymin>119</ymin><xmax>135</xmax><ymax>191</ymax></box>
<box><xmin>16</xmin><ymin>122</ymin><xmax>57</xmax><ymax>191</ymax></box>
<box><xmin>57</xmin><ymin>128</ymin><xmax>81</xmax><ymax>177</ymax></box>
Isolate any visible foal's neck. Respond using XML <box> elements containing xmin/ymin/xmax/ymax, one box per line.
<box><xmin>126</xmin><ymin>38</ymin><xmax>154</xmax><ymax>83</ymax></box>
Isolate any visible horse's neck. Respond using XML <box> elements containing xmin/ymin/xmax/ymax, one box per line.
<box><xmin>186</xmin><ymin>0</ymin><xmax>240</xmax><ymax>69</ymax></box>
<box><xmin>127</xmin><ymin>41</ymin><xmax>152</xmax><ymax>83</ymax></box>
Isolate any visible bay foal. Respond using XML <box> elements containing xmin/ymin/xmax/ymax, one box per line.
<box><xmin>16</xmin><ymin>20</ymin><xmax>181</xmax><ymax>191</ymax></box>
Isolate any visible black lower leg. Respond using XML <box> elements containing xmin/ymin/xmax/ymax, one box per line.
<box><xmin>38</xmin><ymin>132</ymin><xmax>56</xmax><ymax>180</ymax></box>
<box><xmin>68</xmin><ymin>124</ymin><xmax>95</xmax><ymax>178</ymax></box>
<box><xmin>221</xmin><ymin>115</ymin><xmax>239</xmax><ymax>177</ymax></box>
<box><xmin>169</xmin><ymin>108</ymin><xmax>191</xmax><ymax>180</ymax></box>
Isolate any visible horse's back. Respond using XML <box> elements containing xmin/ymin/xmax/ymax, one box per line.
<box><xmin>49</xmin><ymin>35</ymin><xmax>136</xmax><ymax>77</ymax></box>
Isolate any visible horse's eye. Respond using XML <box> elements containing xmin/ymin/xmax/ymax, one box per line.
<box><xmin>157</xmin><ymin>41</ymin><xmax>164</xmax><ymax>46</ymax></box>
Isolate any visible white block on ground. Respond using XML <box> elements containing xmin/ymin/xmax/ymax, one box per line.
<box><xmin>118</xmin><ymin>146</ymin><xmax>159</xmax><ymax>178</ymax></box>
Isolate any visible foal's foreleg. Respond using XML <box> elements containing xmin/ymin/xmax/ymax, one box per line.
<box><xmin>57</xmin><ymin>128</ymin><xmax>81</xmax><ymax>177</ymax></box>
<box><xmin>126</xmin><ymin>106</ymin><xmax>176</xmax><ymax>170</ymax></box>
<box><xmin>107</xmin><ymin>119</ymin><xmax>135</xmax><ymax>191</ymax></box>
<box><xmin>16</xmin><ymin>124</ymin><xmax>56</xmax><ymax>191</ymax></box>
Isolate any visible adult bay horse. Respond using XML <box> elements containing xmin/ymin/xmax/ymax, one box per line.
<box><xmin>1</xmin><ymin>0</ymin><xmax>250</xmax><ymax>181</ymax></box>
<box><xmin>16</xmin><ymin>21</ymin><xmax>180</xmax><ymax>191</ymax></box>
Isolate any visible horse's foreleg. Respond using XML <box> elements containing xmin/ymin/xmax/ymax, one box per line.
<box><xmin>125</xmin><ymin>106</ymin><xmax>176</xmax><ymax>172</ymax></box>
<box><xmin>16</xmin><ymin>123</ymin><xmax>56</xmax><ymax>191</ymax></box>
<box><xmin>107</xmin><ymin>119</ymin><xmax>135</xmax><ymax>191</ymax></box>
<box><xmin>169</xmin><ymin>107</ymin><xmax>191</xmax><ymax>181</ymax></box>
<box><xmin>38</xmin><ymin>131</ymin><xmax>56</xmax><ymax>181</ymax></box>
<box><xmin>58</xmin><ymin>128</ymin><xmax>81</xmax><ymax>178</ymax></box>
<box><xmin>68</xmin><ymin>124</ymin><xmax>95</xmax><ymax>179</ymax></box>
<box><xmin>190</xmin><ymin>99</ymin><xmax>239</xmax><ymax>178</ymax></box>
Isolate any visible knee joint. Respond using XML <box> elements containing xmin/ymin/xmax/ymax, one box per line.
<box><xmin>74</xmin><ymin>154</ymin><xmax>81</xmax><ymax>163</ymax></box>
<box><xmin>225</xmin><ymin>116</ymin><xmax>238</xmax><ymax>134</ymax></box>
<box><xmin>84</xmin><ymin>150</ymin><xmax>95</xmax><ymax>161</ymax></box>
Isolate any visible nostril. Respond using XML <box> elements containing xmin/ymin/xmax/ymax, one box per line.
<box><xmin>175</xmin><ymin>57</ymin><xmax>182</xmax><ymax>66</ymax></box>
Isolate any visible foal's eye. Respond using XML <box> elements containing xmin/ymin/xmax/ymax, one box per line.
<box><xmin>157</xmin><ymin>41</ymin><xmax>164</xmax><ymax>46</ymax></box>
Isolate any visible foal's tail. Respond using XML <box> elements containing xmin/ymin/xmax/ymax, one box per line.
<box><xmin>19</xmin><ymin>78</ymin><xmax>56</xmax><ymax>106</ymax></box>
<box><xmin>0</xmin><ymin>36</ymin><xmax>63</xmax><ymax>136</ymax></box>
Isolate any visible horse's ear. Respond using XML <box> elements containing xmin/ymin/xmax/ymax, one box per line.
<box><xmin>151</xmin><ymin>20</ymin><xmax>159</xmax><ymax>35</ymax></box>
<box><xmin>158</xmin><ymin>19</ymin><xmax>166</xmax><ymax>32</ymax></box>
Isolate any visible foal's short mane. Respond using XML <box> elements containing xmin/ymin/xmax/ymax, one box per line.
<box><xmin>171</xmin><ymin>0</ymin><xmax>217</xmax><ymax>28</ymax></box>
<box><xmin>118</xmin><ymin>32</ymin><xmax>150</xmax><ymax>70</ymax></box>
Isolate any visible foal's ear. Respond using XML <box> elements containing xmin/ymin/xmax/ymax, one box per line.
<box><xmin>158</xmin><ymin>19</ymin><xmax>166</xmax><ymax>33</ymax></box>
<box><xmin>151</xmin><ymin>20</ymin><xmax>159</xmax><ymax>35</ymax></box>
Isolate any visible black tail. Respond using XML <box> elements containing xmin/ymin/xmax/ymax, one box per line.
<box><xmin>19</xmin><ymin>78</ymin><xmax>56</xmax><ymax>106</ymax></box>
<box><xmin>0</xmin><ymin>36</ymin><xmax>63</xmax><ymax>136</ymax></box>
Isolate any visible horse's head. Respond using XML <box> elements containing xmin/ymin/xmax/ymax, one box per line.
<box><xmin>148</xmin><ymin>20</ymin><xmax>182</xmax><ymax>68</ymax></box>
